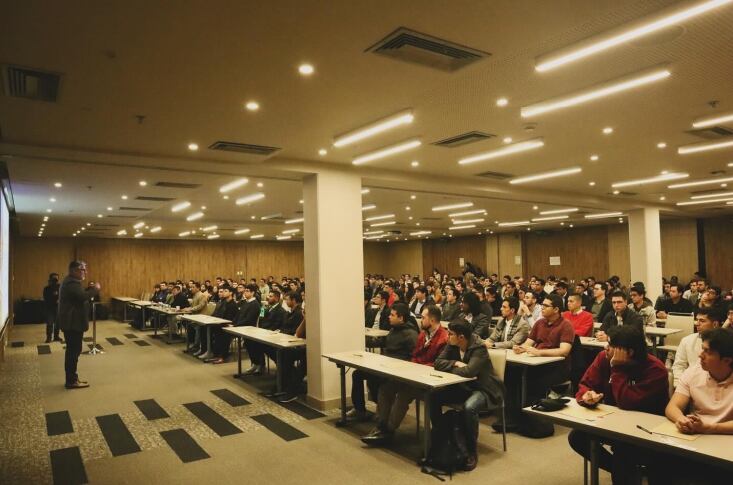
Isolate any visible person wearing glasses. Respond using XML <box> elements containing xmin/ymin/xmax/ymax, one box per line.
<box><xmin>57</xmin><ymin>260</ymin><xmax>91</xmax><ymax>389</ymax></box>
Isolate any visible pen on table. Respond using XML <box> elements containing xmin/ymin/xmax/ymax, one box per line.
<box><xmin>429</xmin><ymin>374</ymin><xmax>444</xmax><ymax>378</ymax></box>
<box><xmin>636</xmin><ymin>425</ymin><xmax>653</xmax><ymax>434</ymax></box>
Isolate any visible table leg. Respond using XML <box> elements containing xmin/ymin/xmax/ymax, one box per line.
<box><xmin>234</xmin><ymin>336</ymin><xmax>242</xmax><ymax>377</ymax></box>
<box><xmin>123</xmin><ymin>302</ymin><xmax>128</xmax><ymax>322</ymax></box>
<box><xmin>142</xmin><ymin>307</ymin><xmax>146</xmax><ymax>330</ymax></box>
<box><xmin>200</xmin><ymin>326</ymin><xmax>213</xmax><ymax>360</ymax></box>
<box><xmin>276</xmin><ymin>348</ymin><xmax>283</xmax><ymax>393</ymax></box>
<box><xmin>336</xmin><ymin>365</ymin><xmax>347</xmax><ymax>427</ymax></box>
<box><xmin>589</xmin><ymin>438</ymin><xmax>599</xmax><ymax>485</ymax></box>
<box><xmin>185</xmin><ymin>322</ymin><xmax>191</xmax><ymax>353</ymax></box>
<box><xmin>521</xmin><ymin>367</ymin><xmax>528</xmax><ymax>407</ymax></box>
<box><xmin>422</xmin><ymin>390</ymin><xmax>431</xmax><ymax>459</ymax></box>
<box><xmin>153</xmin><ymin>312</ymin><xmax>158</xmax><ymax>337</ymax></box>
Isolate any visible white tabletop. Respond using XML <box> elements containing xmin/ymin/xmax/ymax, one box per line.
<box><xmin>580</xmin><ymin>336</ymin><xmax>608</xmax><ymax>349</ymax></box>
<box><xmin>224</xmin><ymin>326</ymin><xmax>305</xmax><ymax>349</ymax></box>
<box><xmin>365</xmin><ymin>328</ymin><xmax>389</xmax><ymax>338</ymax></box>
<box><xmin>506</xmin><ymin>352</ymin><xmax>565</xmax><ymax>366</ymax></box>
<box><xmin>112</xmin><ymin>296</ymin><xmax>138</xmax><ymax>302</ymax></box>
<box><xmin>148</xmin><ymin>305</ymin><xmax>185</xmax><ymax>315</ymax></box>
<box><xmin>524</xmin><ymin>400</ymin><xmax>733</xmax><ymax>469</ymax></box>
<box><xmin>646</xmin><ymin>327</ymin><xmax>682</xmax><ymax>337</ymax></box>
<box><xmin>130</xmin><ymin>300</ymin><xmax>153</xmax><ymax>307</ymax></box>
<box><xmin>180</xmin><ymin>314</ymin><xmax>231</xmax><ymax>325</ymax></box>
<box><xmin>323</xmin><ymin>351</ymin><xmax>474</xmax><ymax>389</ymax></box>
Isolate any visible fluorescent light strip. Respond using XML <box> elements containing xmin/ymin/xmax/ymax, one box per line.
<box><xmin>690</xmin><ymin>191</ymin><xmax>733</xmax><ymax>199</ymax></box>
<box><xmin>250</xmin><ymin>234</ymin><xmax>264</xmax><ymax>239</ymax></box>
<box><xmin>676</xmin><ymin>197</ymin><xmax>733</xmax><ymax>206</ymax></box>
<box><xmin>178</xmin><ymin>231</ymin><xmax>191</xmax><ymax>237</ymax></box>
<box><xmin>532</xmin><ymin>215</ymin><xmax>569</xmax><ymax>222</ymax></box>
<box><xmin>364</xmin><ymin>234</ymin><xmax>386</xmax><ymax>240</ymax></box>
<box><xmin>458</xmin><ymin>138</ymin><xmax>544</xmax><ymax>165</ymax></box>
<box><xmin>692</xmin><ymin>111</ymin><xmax>733</xmax><ymax>128</ymax></box>
<box><xmin>282</xmin><ymin>228</ymin><xmax>300</xmax><ymax>234</ymax></box>
<box><xmin>116</xmin><ymin>229</ymin><xmax>127</xmax><ymax>236</ymax></box>
<box><xmin>149</xmin><ymin>226</ymin><xmax>162</xmax><ymax>233</ymax></box>
<box><xmin>234</xmin><ymin>228</ymin><xmax>251</xmax><ymax>235</ymax></box>
<box><xmin>370</xmin><ymin>221</ymin><xmax>396</xmax><ymax>227</ymax></box>
<box><xmin>186</xmin><ymin>212</ymin><xmax>204</xmax><ymax>221</ymax></box>
<box><xmin>521</xmin><ymin>66</ymin><xmax>671</xmax><ymax>117</ymax></box>
<box><xmin>668</xmin><ymin>176</ymin><xmax>733</xmax><ymax>188</ymax></box>
<box><xmin>171</xmin><ymin>201</ymin><xmax>191</xmax><ymax>212</ymax></box>
<box><xmin>276</xmin><ymin>235</ymin><xmax>292</xmax><ymax>240</ymax></box>
<box><xmin>202</xmin><ymin>225</ymin><xmax>218</xmax><ymax>232</ymax></box>
<box><xmin>498</xmin><ymin>221</ymin><xmax>531</xmax><ymax>227</ymax></box>
<box><xmin>207</xmin><ymin>234</ymin><xmax>220</xmax><ymax>239</ymax></box>
<box><xmin>539</xmin><ymin>207</ymin><xmax>578</xmax><ymax>215</ymax></box>
<box><xmin>133</xmin><ymin>221</ymin><xmax>145</xmax><ymax>229</ymax></box>
<box><xmin>285</xmin><ymin>217</ymin><xmax>304</xmax><ymax>224</ymax></box>
<box><xmin>361</xmin><ymin>204</ymin><xmax>376</xmax><ymax>211</ymax></box>
<box><xmin>364</xmin><ymin>213</ymin><xmax>395</xmax><ymax>222</ymax></box>
<box><xmin>363</xmin><ymin>230</ymin><xmax>384</xmax><ymax>235</ymax></box>
<box><xmin>361</xmin><ymin>188</ymin><xmax>370</xmax><ymax>194</ymax></box>
<box><xmin>585</xmin><ymin>212</ymin><xmax>623</xmax><ymax>219</ymax></box>
<box><xmin>449</xmin><ymin>225</ymin><xmax>476</xmax><ymax>230</ymax></box>
<box><xmin>260</xmin><ymin>213</ymin><xmax>282</xmax><ymax>220</ymax></box>
<box><xmin>333</xmin><ymin>110</ymin><xmax>414</xmax><ymax>148</ymax></box>
<box><xmin>535</xmin><ymin>0</ymin><xmax>732</xmax><ymax>72</ymax></box>
<box><xmin>677</xmin><ymin>139</ymin><xmax>733</xmax><ymax>155</ymax></box>
<box><xmin>352</xmin><ymin>139</ymin><xmax>421</xmax><ymax>166</ymax></box>
<box><xmin>448</xmin><ymin>209</ymin><xmax>486</xmax><ymax>217</ymax></box>
<box><xmin>510</xmin><ymin>167</ymin><xmax>582</xmax><ymax>184</ymax></box>
<box><xmin>219</xmin><ymin>178</ymin><xmax>249</xmax><ymax>193</ymax></box>
<box><xmin>432</xmin><ymin>202</ymin><xmax>473</xmax><ymax>212</ymax></box>
<box><xmin>451</xmin><ymin>218</ymin><xmax>485</xmax><ymax>224</ymax></box>
<box><xmin>235</xmin><ymin>192</ymin><xmax>265</xmax><ymax>205</ymax></box>
<box><xmin>612</xmin><ymin>172</ymin><xmax>689</xmax><ymax>188</ymax></box>
<box><xmin>134</xmin><ymin>232</ymin><xmax>143</xmax><ymax>238</ymax></box>
<box><xmin>410</xmin><ymin>230</ymin><xmax>432</xmax><ymax>236</ymax></box>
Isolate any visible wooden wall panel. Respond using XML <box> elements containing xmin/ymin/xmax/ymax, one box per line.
<box><xmin>660</xmin><ymin>219</ymin><xmax>698</xmax><ymax>281</ymax></box>
<box><xmin>525</xmin><ymin>226</ymin><xmax>609</xmax><ymax>282</ymax></box>
<box><xmin>386</xmin><ymin>240</ymin><xmax>423</xmax><ymax>277</ymax></box>
<box><xmin>423</xmin><ymin>237</ymin><xmax>486</xmax><ymax>278</ymax></box>
<box><xmin>497</xmin><ymin>233</ymin><xmax>523</xmax><ymax>278</ymax></box>
<box><xmin>12</xmin><ymin>237</ymin><xmax>75</xmax><ymax>299</ymax></box>
<box><xmin>485</xmin><ymin>235</ymin><xmax>499</xmax><ymax>275</ymax></box>
<box><xmin>363</xmin><ymin>242</ymin><xmax>389</xmax><ymax>276</ymax></box>
<box><xmin>704</xmin><ymin>217</ymin><xmax>733</xmax><ymax>289</ymax></box>
<box><xmin>607</xmin><ymin>224</ymin><xmax>630</xmax><ymax>285</ymax></box>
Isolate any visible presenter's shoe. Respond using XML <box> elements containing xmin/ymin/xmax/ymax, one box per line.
<box><xmin>278</xmin><ymin>393</ymin><xmax>299</xmax><ymax>403</ymax></box>
<box><xmin>65</xmin><ymin>380</ymin><xmax>90</xmax><ymax>389</ymax></box>
<box><xmin>360</xmin><ymin>428</ymin><xmax>392</xmax><ymax>446</ymax></box>
<box><xmin>242</xmin><ymin>365</ymin><xmax>263</xmax><ymax>375</ymax></box>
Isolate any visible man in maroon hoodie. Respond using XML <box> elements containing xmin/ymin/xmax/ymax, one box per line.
<box><xmin>568</xmin><ymin>325</ymin><xmax>669</xmax><ymax>484</ymax></box>
<box><xmin>362</xmin><ymin>305</ymin><xmax>449</xmax><ymax>445</ymax></box>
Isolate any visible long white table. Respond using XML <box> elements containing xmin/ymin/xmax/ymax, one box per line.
<box><xmin>323</xmin><ymin>350</ymin><xmax>474</xmax><ymax>458</ymax></box>
<box><xmin>147</xmin><ymin>304</ymin><xmax>187</xmax><ymax>343</ymax></box>
<box><xmin>129</xmin><ymin>300</ymin><xmax>153</xmax><ymax>329</ymax></box>
<box><xmin>524</xmin><ymin>400</ymin><xmax>733</xmax><ymax>485</ymax></box>
<box><xmin>111</xmin><ymin>296</ymin><xmax>137</xmax><ymax>322</ymax></box>
<box><xmin>505</xmin><ymin>351</ymin><xmax>565</xmax><ymax>407</ymax></box>
<box><xmin>180</xmin><ymin>314</ymin><xmax>231</xmax><ymax>360</ymax></box>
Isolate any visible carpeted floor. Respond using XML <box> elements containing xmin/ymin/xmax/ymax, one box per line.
<box><xmin>0</xmin><ymin>320</ymin><xmax>610</xmax><ymax>484</ymax></box>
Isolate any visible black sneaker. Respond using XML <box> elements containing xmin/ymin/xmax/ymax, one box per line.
<box><xmin>278</xmin><ymin>393</ymin><xmax>298</xmax><ymax>403</ymax></box>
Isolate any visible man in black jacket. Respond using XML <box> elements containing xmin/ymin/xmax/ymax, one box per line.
<box><xmin>58</xmin><ymin>261</ymin><xmax>91</xmax><ymax>389</ymax></box>
<box><xmin>597</xmin><ymin>291</ymin><xmax>644</xmax><ymax>342</ymax></box>
<box><xmin>203</xmin><ymin>287</ymin><xmax>238</xmax><ymax>362</ymax></box>
<box><xmin>236</xmin><ymin>284</ymin><xmax>265</xmax><ymax>372</ymax></box>
<box><xmin>348</xmin><ymin>303</ymin><xmax>418</xmax><ymax>421</ymax></box>
<box><xmin>259</xmin><ymin>290</ymin><xmax>286</xmax><ymax>330</ymax></box>
<box><xmin>169</xmin><ymin>285</ymin><xmax>189</xmax><ymax>309</ymax></box>
<box><xmin>431</xmin><ymin>320</ymin><xmax>503</xmax><ymax>471</ymax></box>
<box><xmin>43</xmin><ymin>273</ymin><xmax>61</xmax><ymax>343</ymax></box>
<box><xmin>365</xmin><ymin>291</ymin><xmax>391</xmax><ymax>330</ymax></box>
<box><xmin>410</xmin><ymin>286</ymin><xmax>433</xmax><ymax>318</ymax></box>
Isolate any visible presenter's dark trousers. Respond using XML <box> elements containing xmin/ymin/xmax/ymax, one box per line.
<box><xmin>45</xmin><ymin>307</ymin><xmax>59</xmax><ymax>340</ymax></box>
<box><xmin>63</xmin><ymin>330</ymin><xmax>84</xmax><ymax>385</ymax></box>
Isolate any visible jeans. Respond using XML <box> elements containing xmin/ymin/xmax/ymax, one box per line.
<box><xmin>351</xmin><ymin>370</ymin><xmax>381</xmax><ymax>413</ymax></box>
<box><xmin>63</xmin><ymin>330</ymin><xmax>84</xmax><ymax>385</ymax></box>
<box><xmin>429</xmin><ymin>387</ymin><xmax>488</xmax><ymax>454</ymax></box>
<box><xmin>45</xmin><ymin>307</ymin><xmax>59</xmax><ymax>340</ymax></box>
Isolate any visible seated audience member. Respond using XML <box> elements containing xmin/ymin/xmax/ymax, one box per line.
<box><xmin>597</xmin><ymin>291</ymin><xmax>643</xmax><ymax>342</ymax></box>
<box><xmin>485</xmin><ymin>286</ymin><xmax>502</xmax><ymax>316</ymax></box>
<box><xmin>198</xmin><ymin>287</ymin><xmax>238</xmax><ymax>359</ymax></box>
<box><xmin>629</xmin><ymin>285</ymin><xmax>656</xmax><ymax>330</ymax></box>
<box><xmin>672</xmin><ymin>307</ymin><xmax>723</xmax><ymax>387</ymax></box>
<box><xmin>458</xmin><ymin>292</ymin><xmax>490</xmax><ymax>339</ymax></box>
<box><xmin>365</xmin><ymin>291</ymin><xmax>390</xmax><ymax>330</ymax></box>
<box><xmin>486</xmin><ymin>296</ymin><xmax>529</xmax><ymax>349</ymax></box>
<box><xmin>347</xmin><ymin>303</ymin><xmax>418</xmax><ymax>421</ymax></box>
<box><xmin>518</xmin><ymin>291</ymin><xmax>542</xmax><ymax>328</ymax></box>
<box><xmin>409</xmin><ymin>286</ymin><xmax>433</xmax><ymax>318</ymax></box>
<box><xmin>574</xmin><ymin>282</ymin><xmax>593</xmax><ymax>310</ymax></box>
<box><xmin>431</xmin><ymin>321</ymin><xmax>503</xmax><ymax>471</ymax></box>
<box><xmin>562</xmin><ymin>293</ymin><xmax>594</xmax><ymax>337</ymax></box>
<box><xmin>697</xmin><ymin>286</ymin><xmax>724</xmax><ymax>313</ymax></box>
<box><xmin>258</xmin><ymin>290</ymin><xmax>286</xmax><ymax>330</ymax></box>
<box><xmin>430</xmin><ymin>283</ymin><xmax>443</xmax><ymax>305</ymax></box>
<box><xmin>277</xmin><ymin>308</ymin><xmax>307</xmax><ymax>403</ymax></box>
<box><xmin>590</xmin><ymin>282</ymin><xmax>613</xmax><ymax>323</ymax></box>
<box><xmin>683</xmin><ymin>279</ymin><xmax>700</xmax><ymax>305</ymax></box>
<box><xmin>568</xmin><ymin>326</ymin><xmax>669</xmax><ymax>484</ymax></box>
<box><xmin>169</xmin><ymin>285</ymin><xmax>189</xmax><ymax>309</ymax></box>
<box><xmin>502</xmin><ymin>280</ymin><xmax>517</xmax><ymax>300</ymax></box>
<box><xmin>234</xmin><ymin>284</ymin><xmax>245</xmax><ymax>303</ymax></box>
<box><xmin>184</xmin><ymin>282</ymin><xmax>208</xmax><ymax>350</ymax></box>
<box><xmin>383</xmin><ymin>282</ymin><xmax>398</xmax><ymax>307</ymax></box>
<box><xmin>553</xmin><ymin>282</ymin><xmax>569</xmax><ymax>311</ymax></box>
<box><xmin>656</xmin><ymin>284</ymin><xmax>693</xmax><ymax>319</ymax></box>
<box><xmin>362</xmin><ymin>305</ymin><xmax>448</xmax><ymax>445</ymax></box>
<box><xmin>474</xmin><ymin>285</ymin><xmax>494</xmax><ymax>320</ymax></box>
<box><xmin>725</xmin><ymin>303</ymin><xmax>733</xmax><ymax>329</ymax></box>
<box><xmin>441</xmin><ymin>287</ymin><xmax>461</xmax><ymax>322</ymax></box>
<box><xmin>227</xmin><ymin>284</ymin><xmax>262</xmax><ymax>369</ymax></box>
<box><xmin>653</xmin><ymin>282</ymin><xmax>671</xmax><ymax>310</ymax></box>
<box><xmin>152</xmin><ymin>281</ymin><xmax>169</xmax><ymax>303</ymax></box>
<box><xmin>530</xmin><ymin>279</ymin><xmax>547</xmax><ymax>302</ymax></box>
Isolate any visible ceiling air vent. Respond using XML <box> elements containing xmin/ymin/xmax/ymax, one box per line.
<box><xmin>433</xmin><ymin>131</ymin><xmax>495</xmax><ymax>148</ymax></box>
<box><xmin>155</xmin><ymin>182</ymin><xmax>201</xmax><ymax>189</ymax></box>
<box><xmin>135</xmin><ymin>196</ymin><xmax>175</xmax><ymax>202</ymax></box>
<box><xmin>685</xmin><ymin>127</ymin><xmax>733</xmax><ymax>140</ymax></box>
<box><xmin>209</xmin><ymin>141</ymin><xmax>280</xmax><ymax>156</ymax></box>
<box><xmin>119</xmin><ymin>206</ymin><xmax>152</xmax><ymax>211</ymax></box>
<box><xmin>475</xmin><ymin>170</ymin><xmax>514</xmax><ymax>180</ymax></box>
<box><xmin>2</xmin><ymin>65</ymin><xmax>61</xmax><ymax>102</ymax></box>
<box><xmin>366</xmin><ymin>27</ymin><xmax>490</xmax><ymax>72</ymax></box>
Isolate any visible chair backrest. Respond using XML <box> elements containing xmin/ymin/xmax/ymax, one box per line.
<box><xmin>142</xmin><ymin>292</ymin><xmax>152</xmax><ymax>302</ymax></box>
<box><xmin>664</xmin><ymin>314</ymin><xmax>695</xmax><ymax>347</ymax></box>
<box><xmin>202</xmin><ymin>302</ymin><xmax>216</xmax><ymax>316</ymax></box>
<box><xmin>488</xmin><ymin>349</ymin><xmax>507</xmax><ymax>383</ymax></box>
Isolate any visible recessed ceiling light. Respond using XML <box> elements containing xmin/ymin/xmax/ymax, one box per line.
<box><xmin>659</xmin><ymin>196</ymin><xmax>666</xmax><ymax>201</ymax></box>
<box><xmin>245</xmin><ymin>101</ymin><xmax>260</xmax><ymax>111</ymax></box>
<box><xmin>405</xmin><ymin>206</ymin><xmax>411</xmax><ymax>211</ymax></box>
<box><xmin>251</xmin><ymin>215</ymin><xmax>256</xmax><ymax>220</ymax></box>
<box><xmin>97</xmin><ymin>213</ymin><xmax>103</xmax><ymax>218</ymax></box>
<box><xmin>657</xmin><ymin>142</ymin><xmax>667</xmax><ymax>149</ymax></box>
<box><xmin>364</xmin><ymin>214</ymin><xmax>395</xmax><ymax>222</ymax></box>
<box><xmin>496</xmin><ymin>98</ymin><xmax>508</xmax><ymax>107</ymax></box>
<box><xmin>611</xmin><ymin>172</ymin><xmax>688</xmax><ymax>188</ymax></box>
<box><xmin>410</xmin><ymin>194</ymin><xmax>416</xmax><ymax>200</ymax></box>
<box><xmin>361</xmin><ymin>188</ymin><xmax>370</xmax><ymax>194</ymax></box>
<box><xmin>334</xmin><ymin>110</ymin><xmax>414</xmax><ymax>148</ymax></box>
<box><xmin>133</xmin><ymin>222</ymin><xmax>145</xmax><ymax>229</ymax></box>
<box><xmin>408</xmin><ymin>216</ymin><xmax>413</xmax><ymax>220</ymax></box>
<box><xmin>298</xmin><ymin>64</ymin><xmax>314</xmax><ymax>75</ymax></box>
<box><xmin>509</xmin><ymin>166</ymin><xmax>582</xmax><ymax>184</ymax></box>
<box><xmin>521</xmin><ymin>66</ymin><xmax>670</xmax><ymax>117</ymax></box>
<box><xmin>318</xmin><ymin>149</ymin><xmax>327</xmax><ymax>156</ymax></box>
<box><xmin>722</xmin><ymin>183</ymin><xmax>728</xmax><ymax>187</ymax></box>
<box><xmin>613</xmin><ymin>190</ymin><xmax>620</xmax><ymax>195</ymax></box>
<box><xmin>532</xmin><ymin>205</ymin><xmax>538</xmax><ymax>210</ymax></box>
<box><xmin>282</xmin><ymin>228</ymin><xmax>300</xmax><ymax>234</ymax></box>
<box><xmin>179</xmin><ymin>231</ymin><xmax>191</xmax><ymax>237</ymax></box>
<box><xmin>352</xmin><ymin>139</ymin><xmax>421</xmax><ymax>165</ymax></box>
<box><xmin>49</xmin><ymin>198</ymin><xmax>56</xmax><ymax>202</ymax></box>
<box><xmin>139</xmin><ymin>180</ymin><xmax>147</xmax><ymax>186</ymax></box>
<box><xmin>370</xmin><ymin>221</ymin><xmax>396</xmax><ymax>227</ymax></box>
<box><xmin>149</xmin><ymin>226</ymin><xmax>162</xmax><ymax>233</ymax></box>
<box><xmin>534</xmin><ymin>1</ymin><xmax>730</xmax><ymax>72</ymax></box>
<box><xmin>186</xmin><ymin>212</ymin><xmax>204</xmax><ymax>221</ymax></box>
<box><xmin>200</xmin><ymin>205</ymin><xmax>207</xmax><ymax>210</ymax></box>
<box><xmin>223</xmin><ymin>195</ymin><xmax>229</xmax><ymax>200</ymax></box>
<box><xmin>285</xmin><ymin>217</ymin><xmax>304</xmax><ymax>224</ymax></box>
<box><xmin>188</xmin><ymin>143</ymin><xmax>199</xmax><ymax>151</ymax></box>
<box><xmin>219</xmin><ymin>178</ymin><xmax>249</xmax><ymax>193</ymax></box>
<box><xmin>298</xmin><ymin>199</ymin><xmax>303</xmax><ymax>204</ymax></box>
<box><xmin>539</xmin><ymin>207</ymin><xmax>578</xmax><ymax>215</ymax></box>
<box><xmin>235</xmin><ymin>192</ymin><xmax>265</xmax><ymax>205</ymax></box>
<box><xmin>361</xmin><ymin>204</ymin><xmax>376</xmax><ymax>211</ymax></box>
<box><xmin>589</xmin><ymin>181</ymin><xmax>596</xmax><ymax>186</ymax></box>
<box><xmin>603</xmin><ymin>127</ymin><xmax>614</xmax><ymax>134</ymax></box>
<box><xmin>433</xmin><ymin>202</ymin><xmax>473</xmax><ymax>212</ymax></box>
<box><xmin>107</xmin><ymin>206</ymin><xmax>113</xmax><ymax>211</ymax></box>
<box><xmin>171</xmin><ymin>201</ymin><xmax>191</xmax><ymax>212</ymax></box>
<box><xmin>234</xmin><ymin>228</ymin><xmax>251</xmax><ymax>235</ymax></box>
<box><xmin>692</xmin><ymin>111</ymin><xmax>733</xmax><ymax>128</ymax></box>
<box><xmin>256</xmin><ymin>182</ymin><xmax>263</xmax><ymax>188</ymax></box>
<box><xmin>585</xmin><ymin>212</ymin><xmax>623</xmax><ymax>219</ymax></box>
<box><xmin>41</xmin><ymin>223</ymin><xmax>46</xmax><ymax>227</ymax></box>
<box><xmin>46</xmin><ymin>209</ymin><xmax>52</xmax><ymax>213</ymax></box>
<box><xmin>207</xmin><ymin>234</ymin><xmax>220</xmax><ymax>240</ymax></box>
<box><xmin>502</xmin><ymin>137</ymin><xmax>512</xmax><ymax>144</ymax></box>
<box><xmin>497</xmin><ymin>221</ymin><xmax>530</xmax><ymax>227</ymax></box>
<box><xmin>117</xmin><ymin>229</ymin><xmax>127</xmax><ymax>236</ymax></box>
<box><xmin>668</xmin><ymin>176</ymin><xmax>733</xmax><ymax>189</ymax></box>
<box><xmin>53</xmin><ymin>182</ymin><xmax>62</xmax><ymax>188</ymax></box>
<box><xmin>590</xmin><ymin>155</ymin><xmax>599</xmax><ymax>161</ymax></box>
<box><xmin>43</xmin><ymin>216</ymin><xmax>48</xmax><ymax>221</ymax></box>
<box><xmin>121</xmin><ymin>195</ymin><xmax>128</xmax><ymax>200</ymax></box>
<box><xmin>678</xmin><ymin>139</ymin><xmax>733</xmax><ymax>155</ymax></box>
<box><xmin>458</xmin><ymin>138</ymin><xmax>544</xmax><ymax>165</ymax></box>
<box><xmin>532</xmin><ymin>215</ymin><xmax>570</xmax><ymax>222</ymax></box>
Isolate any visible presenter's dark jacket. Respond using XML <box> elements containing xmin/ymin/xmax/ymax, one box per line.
<box><xmin>259</xmin><ymin>303</ymin><xmax>286</xmax><ymax>330</ymax></box>
<box><xmin>282</xmin><ymin>305</ymin><xmax>304</xmax><ymax>336</ymax></box>
<box><xmin>57</xmin><ymin>275</ymin><xmax>89</xmax><ymax>333</ymax></box>
<box><xmin>235</xmin><ymin>298</ymin><xmax>261</xmax><ymax>327</ymax></box>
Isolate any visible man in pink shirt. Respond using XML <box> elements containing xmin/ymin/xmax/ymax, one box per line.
<box><xmin>562</xmin><ymin>293</ymin><xmax>594</xmax><ymax>337</ymax></box>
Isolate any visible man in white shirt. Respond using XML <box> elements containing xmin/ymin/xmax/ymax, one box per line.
<box><xmin>682</xmin><ymin>279</ymin><xmax>699</xmax><ymax>305</ymax></box>
<box><xmin>672</xmin><ymin>307</ymin><xmax>722</xmax><ymax>387</ymax></box>
<box><xmin>518</xmin><ymin>291</ymin><xmax>542</xmax><ymax>328</ymax></box>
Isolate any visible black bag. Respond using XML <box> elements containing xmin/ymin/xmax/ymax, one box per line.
<box><xmin>517</xmin><ymin>398</ymin><xmax>568</xmax><ymax>439</ymax></box>
<box><xmin>422</xmin><ymin>410</ymin><xmax>469</xmax><ymax>477</ymax></box>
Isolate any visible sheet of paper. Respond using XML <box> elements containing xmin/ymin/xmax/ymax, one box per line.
<box><xmin>558</xmin><ymin>404</ymin><xmax>615</xmax><ymax>421</ymax></box>
<box><xmin>651</xmin><ymin>419</ymin><xmax>700</xmax><ymax>442</ymax></box>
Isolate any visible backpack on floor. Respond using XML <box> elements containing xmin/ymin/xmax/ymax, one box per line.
<box><xmin>421</xmin><ymin>409</ymin><xmax>468</xmax><ymax>478</ymax></box>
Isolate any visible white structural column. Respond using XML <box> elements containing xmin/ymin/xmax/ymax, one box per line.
<box><xmin>303</xmin><ymin>170</ymin><xmax>365</xmax><ymax>408</ymax></box>
<box><xmin>627</xmin><ymin>208</ymin><xmax>663</xmax><ymax>302</ymax></box>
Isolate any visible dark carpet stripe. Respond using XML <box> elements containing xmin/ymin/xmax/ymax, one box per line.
<box><xmin>183</xmin><ymin>402</ymin><xmax>242</xmax><ymax>437</ymax></box>
<box><xmin>38</xmin><ymin>345</ymin><xmax>51</xmax><ymax>355</ymax></box>
<box><xmin>50</xmin><ymin>446</ymin><xmax>88</xmax><ymax>485</ymax></box>
<box><xmin>251</xmin><ymin>413</ymin><xmax>308</xmax><ymax>441</ymax></box>
<box><xmin>211</xmin><ymin>388</ymin><xmax>250</xmax><ymax>407</ymax></box>
<box><xmin>105</xmin><ymin>337</ymin><xmax>123</xmax><ymax>346</ymax></box>
<box><xmin>270</xmin><ymin>398</ymin><xmax>326</xmax><ymax>420</ymax></box>
<box><xmin>83</xmin><ymin>337</ymin><xmax>93</xmax><ymax>342</ymax></box>
<box><xmin>133</xmin><ymin>340</ymin><xmax>151</xmax><ymax>346</ymax></box>
<box><xmin>160</xmin><ymin>428</ymin><xmax>210</xmax><ymax>463</ymax></box>
<box><xmin>96</xmin><ymin>414</ymin><xmax>141</xmax><ymax>456</ymax></box>
<box><xmin>46</xmin><ymin>411</ymin><xmax>74</xmax><ymax>436</ymax></box>
<box><xmin>134</xmin><ymin>399</ymin><xmax>169</xmax><ymax>420</ymax></box>
<box><xmin>124</xmin><ymin>333</ymin><xmax>138</xmax><ymax>339</ymax></box>
<box><xmin>87</xmin><ymin>343</ymin><xmax>103</xmax><ymax>351</ymax></box>
<box><xmin>11</xmin><ymin>341</ymin><xmax>24</xmax><ymax>347</ymax></box>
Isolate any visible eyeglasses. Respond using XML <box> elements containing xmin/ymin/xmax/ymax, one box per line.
<box><xmin>541</xmin><ymin>303</ymin><xmax>554</xmax><ymax>308</ymax></box>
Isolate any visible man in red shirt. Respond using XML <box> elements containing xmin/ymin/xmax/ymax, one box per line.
<box><xmin>568</xmin><ymin>325</ymin><xmax>668</xmax><ymax>483</ymax></box>
<box><xmin>562</xmin><ymin>293</ymin><xmax>594</xmax><ymax>337</ymax></box>
<box><xmin>362</xmin><ymin>305</ymin><xmax>448</xmax><ymax>445</ymax></box>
